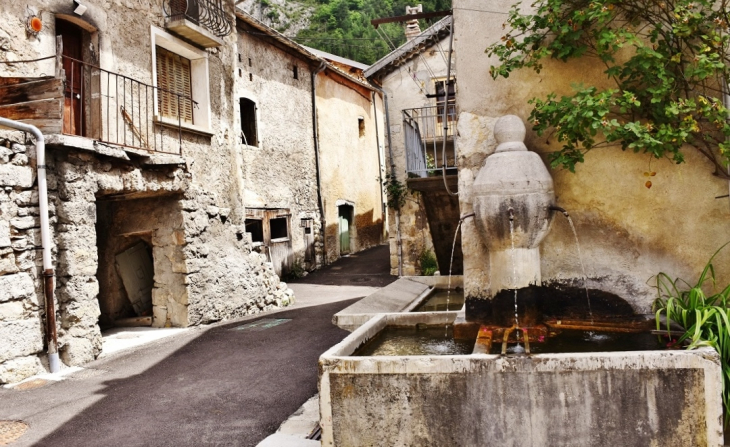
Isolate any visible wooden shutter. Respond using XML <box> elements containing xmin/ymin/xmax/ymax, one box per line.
<box><xmin>156</xmin><ymin>46</ymin><xmax>193</xmax><ymax>124</ymax></box>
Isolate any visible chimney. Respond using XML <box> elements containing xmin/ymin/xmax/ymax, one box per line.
<box><xmin>405</xmin><ymin>4</ymin><xmax>423</xmax><ymax>41</ymax></box>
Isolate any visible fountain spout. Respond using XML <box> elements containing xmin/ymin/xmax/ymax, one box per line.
<box><xmin>549</xmin><ymin>205</ymin><xmax>569</xmax><ymax>217</ymax></box>
<box><xmin>459</xmin><ymin>212</ymin><xmax>475</xmax><ymax>222</ymax></box>
<box><xmin>508</xmin><ymin>207</ymin><xmax>515</xmax><ymax>221</ymax></box>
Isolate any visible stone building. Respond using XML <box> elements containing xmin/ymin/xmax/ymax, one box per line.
<box><xmin>0</xmin><ymin>0</ymin><xmax>293</xmax><ymax>383</ymax></box>
<box><xmin>452</xmin><ymin>0</ymin><xmax>730</xmax><ymax>312</ymax></box>
<box><xmin>364</xmin><ymin>15</ymin><xmax>457</xmax><ymax>276</ymax></box>
<box><xmin>234</xmin><ymin>13</ymin><xmax>385</xmax><ymax>273</ymax></box>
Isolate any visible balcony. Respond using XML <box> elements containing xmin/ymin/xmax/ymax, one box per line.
<box><xmin>163</xmin><ymin>0</ymin><xmax>232</xmax><ymax>48</ymax></box>
<box><xmin>0</xmin><ymin>54</ymin><xmax>196</xmax><ymax>156</ymax></box>
<box><xmin>402</xmin><ymin>104</ymin><xmax>457</xmax><ymax>178</ymax></box>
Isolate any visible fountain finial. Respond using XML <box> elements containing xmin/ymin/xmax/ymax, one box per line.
<box><xmin>494</xmin><ymin>115</ymin><xmax>527</xmax><ymax>153</ymax></box>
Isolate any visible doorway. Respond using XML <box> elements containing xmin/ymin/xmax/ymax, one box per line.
<box><xmin>338</xmin><ymin>204</ymin><xmax>353</xmax><ymax>255</ymax></box>
<box><xmin>57</xmin><ymin>19</ymin><xmax>86</xmax><ymax>136</ymax></box>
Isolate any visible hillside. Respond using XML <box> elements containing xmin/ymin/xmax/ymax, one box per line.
<box><xmin>236</xmin><ymin>0</ymin><xmax>452</xmax><ymax>64</ymax></box>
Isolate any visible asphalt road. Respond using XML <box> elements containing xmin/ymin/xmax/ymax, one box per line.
<box><xmin>1</xmin><ymin>245</ymin><xmax>395</xmax><ymax>447</ymax></box>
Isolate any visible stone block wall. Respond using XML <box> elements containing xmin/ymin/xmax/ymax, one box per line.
<box><xmin>0</xmin><ymin>132</ymin><xmax>46</xmax><ymax>383</ymax></box>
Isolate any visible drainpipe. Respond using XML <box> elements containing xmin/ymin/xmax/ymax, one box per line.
<box><xmin>441</xmin><ymin>19</ymin><xmax>457</xmax><ymax>197</ymax></box>
<box><xmin>368</xmin><ymin>83</ymin><xmax>403</xmax><ymax>276</ymax></box>
<box><xmin>371</xmin><ymin>91</ymin><xmax>386</xmax><ymax>241</ymax></box>
<box><xmin>0</xmin><ymin>117</ymin><xmax>60</xmax><ymax>373</ymax></box>
<box><xmin>311</xmin><ymin>61</ymin><xmax>327</xmax><ymax>266</ymax></box>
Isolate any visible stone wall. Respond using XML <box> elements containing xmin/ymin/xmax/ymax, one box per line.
<box><xmin>454</xmin><ymin>0</ymin><xmax>730</xmax><ymax>312</ymax></box>
<box><xmin>0</xmin><ymin>133</ymin><xmax>45</xmax><ymax>383</ymax></box>
<box><xmin>236</xmin><ymin>20</ymin><xmax>322</xmax><ymax>272</ymax></box>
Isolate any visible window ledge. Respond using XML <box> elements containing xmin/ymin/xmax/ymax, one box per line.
<box><xmin>154</xmin><ymin>115</ymin><xmax>213</xmax><ymax>137</ymax></box>
<box><xmin>271</xmin><ymin>237</ymin><xmax>290</xmax><ymax>243</ymax></box>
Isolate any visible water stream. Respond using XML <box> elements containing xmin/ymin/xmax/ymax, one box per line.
<box><xmin>508</xmin><ymin>213</ymin><xmax>524</xmax><ymax>353</ymax></box>
<box><xmin>566</xmin><ymin>215</ymin><xmax>593</xmax><ymax>324</ymax></box>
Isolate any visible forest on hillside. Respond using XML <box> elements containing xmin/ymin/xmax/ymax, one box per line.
<box><xmin>292</xmin><ymin>0</ymin><xmax>451</xmax><ymax>64</ymax></box>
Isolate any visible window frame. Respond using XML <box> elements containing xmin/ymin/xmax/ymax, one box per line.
<box><xmin>151</xmin><ymin>27</ymin><xmax>212</xmax><ymax>134</ymax></box>
<box><xmin>239</xmin><ymin>97</ymin><xmax>259</xmax><ymax>147</ymax></box>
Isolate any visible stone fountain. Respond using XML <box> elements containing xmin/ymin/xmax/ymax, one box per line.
<box><xmin>319</xmin><ymin>115</ymin><xmax>723</xmax><ymax>446</ymax></box>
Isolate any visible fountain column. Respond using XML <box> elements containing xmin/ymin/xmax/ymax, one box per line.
<box><xmin>468</xmin><ymin>115</ymin><xmax>555</xmax><ymax>321</ymax></box>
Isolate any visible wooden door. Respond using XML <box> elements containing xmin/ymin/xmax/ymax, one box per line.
<box><xmin>339</xmin><ymin>207</ymin><xmax>351</xmax><ymax>255</ymax></box>
<box><xmin>57</xmin><ymin>20</ymin><xmax>84</xmax><ymax>136</ymax></box>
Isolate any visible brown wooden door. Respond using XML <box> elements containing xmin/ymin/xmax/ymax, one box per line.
<box><xmin>57</xmin><ymin>20</ymin><xmax>84</xmax><ymax>136</ymax></box>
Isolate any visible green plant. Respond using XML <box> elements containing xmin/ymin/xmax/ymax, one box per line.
<box><xmin>419</xmin><ymin>249</ymin><xmax>439</xmax><ymax>276</ymax></box>
<box><xmin>486</xmin><ymin>0</ymin><xmax>730</xmax><ymax>178</ymax></box>
<box><xmin>284</xmin><ymin>259</ymin><xmax>306</xmax><ymax>281</ymax></box>
<box><xmin>653</xmin><ymin>242</ymin><xmax>730</xmax><ymax>421</ymax></box>
<box><xmin>383</xmin><ymin>172</ymin><xmax>407</xmax><ymax>210</ymax></box>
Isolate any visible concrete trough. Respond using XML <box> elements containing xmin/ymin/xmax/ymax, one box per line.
<box><xmin>319</xmin><ymin>313</ymin><xmax>724</xmax><ymax>446</ymax></box>
<box><xmin>332</xmin><ymin>276</ymin><xmax>463</xmax><ymax>331</ymax></box>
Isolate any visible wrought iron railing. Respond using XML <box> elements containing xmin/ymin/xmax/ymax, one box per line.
<box><xmin>163</xmin><ymin>0</ymin><xmax>233</xmax><ymax>37</ymax></box>
<box><xmin>61</xmin><ymin>55</ymin><xmax>196</xmax><ymax>155</ymax></box>
<box><xmin>403</xmin><ymin>104</ymin><xmax>457</xmax><ymax>177</ymax></box>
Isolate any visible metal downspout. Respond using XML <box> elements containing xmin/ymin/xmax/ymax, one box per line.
<box><xmin>368</xmin><ymin>83</ymin><xmax>403</xmax><ymax>276</ymax></box>
<box><xmin>311</xmin><ymin>61</ymin><xmax>327</xmax><ymax>266</ymax></box>
<box><xmin>371</xmin><ymin>91</ymin><xmax>386</xmax><ymax>241</ymax></box>
<box><xmin>0</xmin><ymin>117</ymin><xmax>60</xmax><ymax>373</ymax></box>
<box><xmin>441</xmin><ymin>18</ymin><xmax>457</xmax><ymax>197</ymax></box>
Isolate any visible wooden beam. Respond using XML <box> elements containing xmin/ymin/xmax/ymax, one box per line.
<box><xmin>0</xmin><ymin>98</ymin><xmax>63</xmax><ymax>121</ymax></box>
<box><xmin>0</xmin><ymin>78</ymin><xmax>63</xmax><ymax>106</ymax></box>
<box><xmin>371</xmin><ymin>10</ymin><xmax>451</xmax><ymax>28</ymax></box>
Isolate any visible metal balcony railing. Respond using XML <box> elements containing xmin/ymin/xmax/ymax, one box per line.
<box><xmin>163</xmin><ymin>0</ymin><xmax>233</xmax><ymax>38</ymax></box>
<box><xmin>403</xmin><ymin>104</ymin><xmax>457</xmax><ymax>177</ymax></box>
<box><xmin>61</xmin><ymin>55</ymin><xmax>196</xmax><ymax>155</ymax></box>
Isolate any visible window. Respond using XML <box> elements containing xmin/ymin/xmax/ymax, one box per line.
<box><xmin>293</xmin><ymin>65</ymin><xmax>298</xmax><ymax>79</ymax></box>
<box><xmin>156</xmin><ymin>46</ymin><xmax>194</xmax><ymax>123</ymax></box>
<box><xmin>245</xmin><ymin>219</ymin><xmax>264</xmax><ymax>244</ymax></box>
<box><xmin>358</xmin><ymin>117</ymin><xmax>365</xmax><ymax>137</ymax></box>
<box><xmin>434</xmin><ymin>78</ymin><xmax>456</xmax><ymax>120</ymax></box>
<box><xmin>151</xmin><ymin>27</ymin><xmax>211</xmax><ymax>133</ymax></box>
<box><xmin>270</xmin><ymin>217</ymin><xmax>289</xmax><ymax>240</ymax></box>
<box><xmin>240</xmin><ymin>98</ymin><xmax>258</xmax><ymax>147</ymax></box>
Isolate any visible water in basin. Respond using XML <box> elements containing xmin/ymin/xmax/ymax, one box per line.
<box><xmin>354</xmin><ymin>326</ymin><xmax>474</xmax><ymax>356</ymax></box>
<box><xmin>412</xmin><ymin>289</ymin><xmax>465</xmax><ymax>312</ymax></box>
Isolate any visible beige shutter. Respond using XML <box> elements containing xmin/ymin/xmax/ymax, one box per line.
<box><xmin>156</xmin><ymin>46</ymin><xmax>193</xmax><ymax>124</ymax></box>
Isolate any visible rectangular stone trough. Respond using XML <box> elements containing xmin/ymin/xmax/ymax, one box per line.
<box><xmin>319</xmin><ymin>313</ymin><xmax>724</xmax><ymax>446</ymax></box>
<box><xmin>332</xmin><ymin>276</ymin><xmax>463</xmax><ymax>331</ymax></box>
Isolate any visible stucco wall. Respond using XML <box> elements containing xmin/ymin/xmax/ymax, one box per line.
<box><xmin>453</xmin><ymin>0</ymin><xmax>730</xmax><ymax>312</ymax></box>
<box><xmin>236</xmin><ymin>24</ymin><xmax>321</xmax><ymax>271</ymax></box>
<box><xmin>316</xmin><ymin>69</ymin><xmax>385</xmax><ymax>263</ymax></box>
<box><xmin>378</xmin><ymin>36</ymin><xmax>454</xmax><ymax>275</ymax></box>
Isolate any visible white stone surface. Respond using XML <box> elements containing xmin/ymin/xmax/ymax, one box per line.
<box><xmin>0</xmin><ymin>273</ymin><xmax>35</xmax><ymax>303</ymax></box>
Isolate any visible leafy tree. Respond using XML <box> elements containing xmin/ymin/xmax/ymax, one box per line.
<box><xmin>486</xmin><ymin>0</ymin><xmax>730</xmax><ymax>178</ymax></box>
<box><xmin>295</xmin><ymin>0</ymin><xmax>451</xmax><ymax>64</ymax></box>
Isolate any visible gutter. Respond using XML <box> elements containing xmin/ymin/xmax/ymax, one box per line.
<box><xmin>0</xmin><ymin>117</ymin><xmax>60</xmax><ymax>373</ymax></box>
<box><xmin>311</xmin><ymin>61</ymin><xmax>328</xmax><ymax>266</ymax></box>
<box><xmin>367</xmin><ymin>83</ymin><xmax>403</xmax><ymax>276</ymax></box>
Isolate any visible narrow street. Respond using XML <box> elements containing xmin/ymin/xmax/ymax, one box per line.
<box><xmin>0</xmin><ymin>245</ymin><xmax>394</xmax><ymax>447</ymax></box>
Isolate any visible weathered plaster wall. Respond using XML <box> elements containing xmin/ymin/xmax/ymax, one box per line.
<box><xmin>316</xmin><ymin>70</ymin><xmax>385</xmax><ymax>263</ymax></box>
<box><xmin>236</xmin><ymin>24</ymin><xmax>321</xmax><ymax>271</ymax></box>
<box><xmin>0</xmin><ymin>2</ymin><xmax>295</xmax><ymax>383</ymax></box>
<box><xmin>454</xmin><ymin>0</ymin><xmax>730</xmax><ymax>312</ymax></box>
<box><xmin>378</xmin><ymin>37</ymin><xmax>453</xmax><ymax>275</ymax></box>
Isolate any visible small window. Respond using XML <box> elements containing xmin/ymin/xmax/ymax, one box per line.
<box><xmin>293</xmin><ymin>65</ymin><xmax>298</xmax><ymax>79</ymax></box>
<box><xmin>156</xmin><ymin>46</ymin><xmax>194</xmax><ymax>123</ymax></box>
<box><xmin>245</xmin><ymin>219</ymin><xmax>264</xmax><ymax>244</ymax></box>
<box><xmin>240</xmin><ymin>97</ymin><xmax>258</xmax><ymax>147</ymax></box>
<box><xmin>358</xmin><ymin>117</ymin><xmax>365</xmax><ymax>137</ymax></box>
<box><xmin>270</xmin><ymin>217</ymin><xmax>288</xmax><ymax>240</ymax></box>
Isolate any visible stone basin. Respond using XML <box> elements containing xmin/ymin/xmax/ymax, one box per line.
<box><xmin>319</xmin><ymin>312</ymin><xmax>723</xmax><ymax>446</ymax></box>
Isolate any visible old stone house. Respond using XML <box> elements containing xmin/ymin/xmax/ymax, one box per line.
<box><xmin>234</xmin><ymin>12</ymin><xmax>385</xmax><ymax>274</ymax></box>
<box><xmin>452</xmin><ymin>0</ymin><xmax>730</xmax><ymax>312</ymax></box>
<box><xmin>364</xmin><ymin>15</ymin><xmax>457</xmax><ymax>277</ymax></box>
<box><xmin>0</xmin><ymin>0</ymin><xmax>296</xmax><ymax>383</ymax></box>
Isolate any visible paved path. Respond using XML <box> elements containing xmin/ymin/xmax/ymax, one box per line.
<box><xmin>0</xmin><ymin>245</ymin><xmax>395</xmax><ymax>447</ymax></box>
